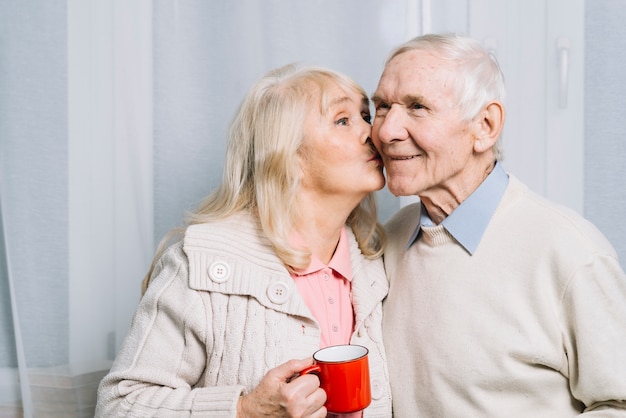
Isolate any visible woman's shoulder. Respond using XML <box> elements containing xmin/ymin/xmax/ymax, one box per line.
<box><xmin>184</xmin><ymin>212</ymin><xmax>266</xmax><ymax>251</ymax></box>
<box><xmin>183</xmin><ymin>212</ymin><xmax>286</xmax><ymax>275</ymax></box>
<box><xmin>186</xmin><ymin>212</ymin><xmax>258</xmax><ymax>236</ymax></box>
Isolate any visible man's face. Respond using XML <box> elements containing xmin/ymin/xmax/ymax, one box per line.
<box><xmin>371</xmin><ymin>49</ymin><xmax>477</xmax><ymax>199</ymax></box>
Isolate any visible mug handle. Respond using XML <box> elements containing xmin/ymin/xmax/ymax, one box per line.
<box><xmin>299</xmin><ymin>364</ymin><xmax>321</xmax><ymax>376</ymax></box>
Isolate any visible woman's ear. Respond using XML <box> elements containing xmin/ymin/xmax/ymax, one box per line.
<box><xmin>472</xmin><ymin>101</ymin><xmax>505</xmax><ymax>153</ymax></box>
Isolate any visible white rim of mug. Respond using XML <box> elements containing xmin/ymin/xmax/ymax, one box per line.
<box><xmin>313</xmin><ymin>344</ymin><xmax>368</xmax><ymax>363</ymax></box>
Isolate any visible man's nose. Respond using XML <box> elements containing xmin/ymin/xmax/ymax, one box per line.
<box><xmin>374</xmin><ymin>106</ymin><xmax>409</xmax><ymax>144</ymax></box>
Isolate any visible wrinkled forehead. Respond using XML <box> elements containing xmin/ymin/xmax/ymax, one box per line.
<box><xmin>374</xmin><ymin>50</ymin><xmax>459</xmax><ymax>103</ymax></box>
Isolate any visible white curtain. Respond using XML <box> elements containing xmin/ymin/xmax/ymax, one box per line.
<box><xmin>1</xmin><ymin>1</ymin><xmax>72</xmax><ymax>416</ymax></box>
<box><xmin>584</xmin><ymin>0</ymin><xmax>626</xmax><ymax>268</ymax></box>
<box><xmin>1</xmin><ymin>1</ymin><xmax>625</xmax><ymax>417</ymax></box>
<box><xmin>151</xmin><ymin>0</ymin><xmax>409</xmax><ymax>240</ymax></box>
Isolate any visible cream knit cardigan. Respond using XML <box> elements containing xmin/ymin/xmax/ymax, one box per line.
<box><xmin>96</xmin><ymin>212</ymin><xmax>392</xmax><ymax>417</ymax></box>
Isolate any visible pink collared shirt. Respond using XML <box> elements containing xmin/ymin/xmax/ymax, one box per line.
<box><xmin>291</xmin><ymin>228</ymin><xmax>362</xmax><ymax>418</ymax></box>
<box><xmin>291</xmin><ymin>227</ymin><xmax>354</xmax><ymax>348</ymax></box>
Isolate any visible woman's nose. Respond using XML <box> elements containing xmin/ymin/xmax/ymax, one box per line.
<box><xmin>359</xmin><ymin>117</ymin><xmax>373</xmax><ymax>143</ymax></box>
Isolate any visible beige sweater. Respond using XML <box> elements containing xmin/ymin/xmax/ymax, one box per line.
<box><xmin>383</xmin><ymin>176</ymin><xmax>626</xmax><ymax>417</ymax></box>
<box><xmin>96</xmin><ymin>213</ymin><xmax>392</xmax><ymax>417</ymax></box>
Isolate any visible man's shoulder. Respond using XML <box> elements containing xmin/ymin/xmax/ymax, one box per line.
<box><xmin>503</xmin><ymin>175</ymin><xmax>618</xmax><ymax>258</ymax></box>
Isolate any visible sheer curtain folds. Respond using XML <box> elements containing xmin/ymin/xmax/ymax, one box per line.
<box><xmin>1</xmin><ymin>0</ymin><xmax>153</xmax><ymax>416</ymax></box>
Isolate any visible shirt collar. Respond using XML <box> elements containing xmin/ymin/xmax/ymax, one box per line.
<box><xmin>407</xmin><ymin>161</ymin><xmax>509</xmax><ymax>255</ymax></box>
<box><xmin>291</xmin><ymin>226</ymin><xmax>352</xmax><ymax>280</ymax></box>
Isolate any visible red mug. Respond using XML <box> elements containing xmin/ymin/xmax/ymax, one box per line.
<box><xmin>300</xmin><ymin>344</ymin><xmax>372</xmax><ymax>414</ymax></box>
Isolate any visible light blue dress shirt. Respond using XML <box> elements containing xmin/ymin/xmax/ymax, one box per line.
<box><xmin>406</xmin><ymin>161</ymin><xmax>509</xmax><ymax>255</ymax></box>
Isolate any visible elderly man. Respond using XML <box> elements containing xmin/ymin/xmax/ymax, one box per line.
<box><xmin>372</xmin><ymin>33</ymin><xmax>626</xmax><ymax>417</ymax></box>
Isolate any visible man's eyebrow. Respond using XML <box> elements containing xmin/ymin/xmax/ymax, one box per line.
<box><xmin>403</xmin><ymin>94</ymin><xmax>427</xmax><ymax>104</ymax></box>
<box><xmin>370</xmin><ymin>94</ymin><xmax>384</xmax><ymax>104</ymax></box>
<box><xmin>370</xmin><ymin>94</ymin><xmax>428</xmax><ymax>105</ymax></box>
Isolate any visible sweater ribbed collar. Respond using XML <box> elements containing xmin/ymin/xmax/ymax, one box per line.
<box><xmin>406</xmin><ymin>161</ymin><xmax>509</xmax><ymax>255</ymax></box>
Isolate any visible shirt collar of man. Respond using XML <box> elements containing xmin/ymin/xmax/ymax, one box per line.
<box><xmin>290</xmin><ymin>226</ymin><xmax>353</xmax><ymax>281</ymax></box>
<box><xmin>406</xmin><ymin>161</ymin><xmax>509</xmax><ymax>255</ymax></box>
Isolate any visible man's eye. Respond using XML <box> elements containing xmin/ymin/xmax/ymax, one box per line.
<box><xmin>411</xmin><ymin>102</ymin><xmax>425</xmax><ymax>110</ymax></box>
<box><xmin>374</xmin><ymin>103</ymin><xmax>390</xmax><ymax>116</ymax></box>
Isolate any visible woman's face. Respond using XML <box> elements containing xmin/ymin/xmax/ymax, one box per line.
<box><xmin>298</xmin><ymin>82</ymin><xmax>385</xmax><ymax>204</ymax></box>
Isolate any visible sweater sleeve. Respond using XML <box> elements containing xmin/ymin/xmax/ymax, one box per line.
<box><xmin>561</xmin><ymin>252</ymin><xmax>626</xmax><ymax>416</ymax></box>
<box><xmin>95</xmin><ymin>243</ymin><xmax>245</xmax><ymax>417</ymax></box>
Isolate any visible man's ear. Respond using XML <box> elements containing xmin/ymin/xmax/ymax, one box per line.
<box><xmin>472</xmin><ymin>101</ymin><xmax>505</xmax><ymax>153</ymax></box>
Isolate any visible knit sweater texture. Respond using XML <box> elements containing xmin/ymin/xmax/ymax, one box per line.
<box><xmin>383</xmin><ymin>175</ymin><xmax>626</xmax><ymax>417</ymax></box>
<box><xmin>96</xmin><ymin>212</ymin><xmax>392</xmax><ymax>417</ymax></box>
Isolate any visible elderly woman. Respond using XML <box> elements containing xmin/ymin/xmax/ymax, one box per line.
<box><xmin>95</xmin><ymin>64</ymin><xmax>392</xmax><ymax>417</ymax></box>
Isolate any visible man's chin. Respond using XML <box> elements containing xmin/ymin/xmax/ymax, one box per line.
<box><xmin>388</xmin><ymin>181</ymin><xmax>418</xmax><ymax>198</ymax></box>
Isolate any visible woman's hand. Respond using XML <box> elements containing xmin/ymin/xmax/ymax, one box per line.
<box><xmin>237</xmin><ymin>358</ymin><xmax>327</xmax><ymax>418</ymax></box>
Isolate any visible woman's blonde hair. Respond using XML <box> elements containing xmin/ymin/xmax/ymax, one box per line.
<box><xmin>142</xmin><ymin>64</ymin><xmax>385</xmax><ymax>294</ymax></box>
